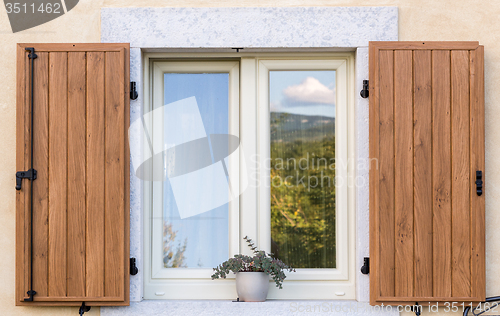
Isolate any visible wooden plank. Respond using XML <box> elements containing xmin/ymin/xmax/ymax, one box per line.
<box><xmin>16</xmin><ymin>44</ymin><xmax>27</xmax><ymax>304</ymax></box>
<box><xmin>104</xmin><ymin>52</ymin><xmax>125</xmax><ymax>298</ymax></box>
<box><xmin>394</xmin><ymin>49</ymin><xmax>414</xmax><ymax>297</ymax></box>
<box><xmin>32</xmin><ymin>52</ymin><xmax>49</xmax><ymax>298</ymax></box>
<box><xmin>377</xmin><ymin>49</ymin><xmax>395</xmax><ymax>298</ymax></box>
<box><xmin>412</xmin><ymin>50</ymin><xmax>433</xmax><ymax>297</ymax></box>
<box><xmin>451</xmin><ymin>50</ymin><xmax>471</xmax><ymax>297</ymax></box>
<box><xmin>470</xmin><ymin>46</ymin><xmax>486</xmax><ymax>300</ymax></box>
<box><xmin>86</xmin><ymin>52</ymin><xmax>106</xmax><ymax>298</ymax></box>
<box><xmin>432</xmin><ymin>50</ymin><xmax>452</xmax><ymax>298</ymax></box>
<box><xmin>369</xmin><ymin>43</ymin><xmax>379</xmax><ymax>305</ymax></box>
<box><xmin>48</xmin><ymin>52</ymin><xmax>68</xmax><ymax>297</ymax></box>
<box><xmin>123</xmin><ymin>45</ymin><xmax>131</xmax><ymax>306</ymax></box>
<box><xmin>67</xmin><ymin>52</ymin><xmax>87</xmax><ymax>297</ymax></box>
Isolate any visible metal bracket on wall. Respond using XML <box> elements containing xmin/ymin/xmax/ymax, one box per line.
<box><xmin>360</xmin><ymin>257</ymin><xmax>369</xmax><ymax>274</ymax></box>
<box><xmin>79</xmin><ymin>302</ymin><xmax>91</xmax><ymax>316</ymax></box>
<box><xmin>130</xmin><ymin>82</ymin><xmax>138</xmax><ymax>100</ymax></box>
<box><xmin>130</xmin><ymin>258</ymin><xmax>139</xmax><ymax>275</ymax></box>
<box><xmin>360</xmin><ymin>80</ymin><xmax>369</xmax><ymax>98</ymax></box>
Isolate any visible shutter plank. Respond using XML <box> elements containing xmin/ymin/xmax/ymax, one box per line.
<box><xmin>48</xmin><ymin>52</ymin><xmax>68</xmax><ymax>297</ymax></box>
<box><xmin>470</xmin><ymin>46</ymin><xmax>485</xmax><ymax>300</ymax></box>
<box><xmin>412</xmin><ymin>50</ymin><xmax>433</xmax><ymax>297</ymax></box>
<box><xmin>16</xmin><ymin>45</ymin><xmax>28</xmax><ymax>302</ymax></box>
<box><xmin>378</xmin><ymin>50</ymin><xmax>395</xmax><ymax>297</ymax></box>
<box><xmin>67</xmin><ymin>52</ymin><xmax>87</xmax><ymax>297</ymax></box>
<box><xmin>86</xmin><ymin>52</ymin><xmax>105</xmax><ymax>298</ymax></box>
<box><xmin>32</xmin><ymin>52</ymin><xmax>49</xmax><ymax>297</ymax></box>
<box><xmin>451</xmin><ymin>50</ymin><xmax>471</xmax><ymax>297</ymax></box>
<box><xmin>432</xmin><ymin>50</ymin><xmax>452</xmax><ymax>298</ymax></box>
<box><xmin>394</xmin><ymin>50</ymin><xmax>414</xmax><ymax>297</ymax></box>
<box><xmin>104</xmin><ymin>51</ymin><xmax>125</xmax><ymax>298</ymax></box>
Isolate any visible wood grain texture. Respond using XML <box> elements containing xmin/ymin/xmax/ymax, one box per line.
<box><xmin>16</xmin><ymin>44</ymin><xmax>28</xmax><ymax>303</ymax></box>
<box><xmin>16</xmin><ymin>43</ymin><xmax>130</xmax><ymax>305</ymax></box>
<box><xmin>394</xmin><ymin>49</ymin><xmax>414</xmax><ymax>298</ymax></box>
<box><xmin>369</xmin><ymin>42</ymin><xmax>379</xmax><ymax>305</ymax></box>
<box><xmin>377</xmin><ymin>50</ymin><xmax>395</xmax><ymax>298</ymax></box>
<box><xmin>48</xmin><ymin>52</ymin><xmax>68</xmax><ymax>297</ymax></box>
<box><xmin>104</xmin><ymin>51</ymin><xmax>125</xmax><ymax>299</ymax></box>
<box><xmin>432</xmin><ymin>50</ymin><xmax>452</xmax><ymax>298</ymax></box>
<box><xmin>451</xmin><ymin>50</ymin><xmax>471</xmax><ymax>297</ymax></box>
<box><xmin>86</xmin><ymin>51</ymin><xmax>106</xmax><ymax>298</ymax></box>
<box><xmin>32</xmin><ymin>52</ymin><xmax>49</xmax><ymax>297</ymax></box>
<box><xmin>67</xmin><ymin>52</ymin><xmax>87</xmax><ymax>297</ymax></box>
<box><xmin>412</xmin><ymin>50</ymin><xmax>432</xmax><ymax>297</ymax></box>
<box><xmin>470</xmin><ymin>46</ymin><xmax>486</xmax><ymax>301</ymax></box>
<box><xmin>369</xmin><ymin>42</ymin><xmax>484</xmax><ymax>305</ymax></box>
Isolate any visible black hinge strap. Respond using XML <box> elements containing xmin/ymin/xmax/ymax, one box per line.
<box><xmin>21</xmin><ymin>47</ymin><xmax>37</xmax><ymax>302</ymax></box>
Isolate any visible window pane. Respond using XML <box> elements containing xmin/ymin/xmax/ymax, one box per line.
<box><xmin>163</xmin><ymin>73</ymin><xmax>229</xmax><ymax>269</ymax></box>
<box><xmin>270</xmin><ymin>71</ymin><xmax>336</xmax><ymax>268</ymax></box>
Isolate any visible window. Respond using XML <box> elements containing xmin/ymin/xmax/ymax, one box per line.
<box><xmin>143</xmin><ymin>53</ymin><xmax>355</xmax><ymax>300</ymax></box>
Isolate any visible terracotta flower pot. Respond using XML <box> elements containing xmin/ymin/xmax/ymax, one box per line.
<box><xmin>235</xmin><ymin>272</ymin><xmax>270</xmax><ymax>302</ymax></box>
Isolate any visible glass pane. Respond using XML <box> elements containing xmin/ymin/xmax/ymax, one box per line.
<box><xmin>270</xmin><ymin>70</ymin><xmax>336</xmax><ymax>268</ymax></box>
<box><xmin>163</xmin><ymin>73</ymin><xmax>229</xmax><ymax>269</ymax></box>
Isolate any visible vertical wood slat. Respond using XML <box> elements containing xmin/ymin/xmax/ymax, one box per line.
<box><xmin>470</xmin><ymin>46</ymin><xmax>486</xmax><ymax>300</ymax></box>
<box><xmin>104</xmin><ymin>51</ymin><xmax>125</xmax><ymax>298</ymax></box>
<box><xmin>393</xmin><ymin>50</ymin><xmax>414</xmax><ymax>298</ymax></box>
<box><xmin>32</xmin><ymin>52</ymin><xmax>49</xmax><ymax>297</ymax></box>
<box><xmin>369</xmin><ymin>43</ymin><xmax>379</xmax><ymax>305</ymax></box>
<box><xmin>451</xmin><ymin>50</ymin><xmax>471</xmax><ymax>297</ymax></box>
<box><xmin>48</xmin><ymin>52</ymin><xmax>68</xmax><ymax>297</ymax></box>
<box><xmin>412</xmin><ymin>50</ymin><xmax>433</xmax><ymax>297</ymax></box>
<box><xmin>378</xmin><ymin>50</ymin><xmax>395</xmax><ymax>297</ymax></box>
<box><xmin>432</xmin><ymin>50</ymin><xmax>452</xmax><ymax>298</ymax></box>
<box><xmin>67</xmin><ymin>52</ymin><xmax>87</xmax><ymax>297</ymax></box>
<box><xmin>17</xmin><ymin>43</ymin><xmax>130</xmax><ymax>306</ymax></box>
<box><xmin>370</xmin><ymin>42</ymin><xmax>484</xmax><ymax>305</ymax></box>
<box><xmin>86</xmin><ymin>52</ymin><xmax>106</xmax><ymax>298</ymax></box>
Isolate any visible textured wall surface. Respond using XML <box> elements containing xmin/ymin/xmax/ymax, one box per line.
<box><xmin>1</xmin><ymin>1</ymin><xmax>500</xmax><ymax>316</ymax></box>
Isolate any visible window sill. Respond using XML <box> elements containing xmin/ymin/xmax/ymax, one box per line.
<box><xmin>101</xmin><ymin>299</ymin><xmax>399</xmax><ymax>316</ymax></box>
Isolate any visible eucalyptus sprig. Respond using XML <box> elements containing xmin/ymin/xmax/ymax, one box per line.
<box><xmin>211</xmin><ymin>236</ymin><xmax>295</xmax><ymax>289</ymax></box>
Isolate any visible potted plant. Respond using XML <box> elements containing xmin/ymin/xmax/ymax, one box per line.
<box><xmin>211</xmin><ymin>236</ymin><xmax>295</xmax><ymax>302</ymax></box>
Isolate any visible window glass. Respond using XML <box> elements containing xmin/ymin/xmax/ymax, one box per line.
<box><xmin>162</xmin><ymin>73</ymin><xmax>229</xmax><ymax>269</ymax></box>
<box><xmin>269</xmin><ymin>71</ymin><xmax>336</xmax><ymax>268</ymax></box>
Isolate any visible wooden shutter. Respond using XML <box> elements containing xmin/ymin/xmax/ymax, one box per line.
<box><xmin>16</xmin><ymin>44</ymin><xmax>130</xmax><ymax>306</ymax></box>
<box><xmin>369</xmin><ymin>42</ymin><xmax>485</xmax><ymax>305</ymax></box>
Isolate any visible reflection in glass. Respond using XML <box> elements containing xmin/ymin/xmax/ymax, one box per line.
<box><xmin>163</xmin><ymin>73</ymin><xmax>229</xmax><ymax>268</ymax></box>
<box><xmin>270</xmin><ymin>71</ymin><xmax>336</xmax><ymax>268</ymax></box>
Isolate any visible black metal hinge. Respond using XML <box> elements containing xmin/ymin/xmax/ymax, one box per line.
<box><xmin>476</xmin><ymin>170</ymin><xmax>483</xmax><ymax>196</ymax></box>
<box><xmin>360</xmin><ymin>80</ymin><xmax>369</xmax><ymax>98</ymax></box>
<box><xmin>360</xmin><ymin>257</ymin><xmax>369</xmax><ymax>274</ymax></box>
<box><xmin>130</xmin><ymin>258</ymin><xmax>138</xmax><ymax>275</ymax></box>
<box><xmin>16</xmin><ymin>169</ymin><xmax>37</xmax><ymax>191</ymax></box>
<box><xmin>130</xmin><ymin>82</ymin><xmax>138</xmax><ymax>100</ymax></box>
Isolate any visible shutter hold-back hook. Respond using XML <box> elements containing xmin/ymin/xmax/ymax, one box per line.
<box><xmin>79</xmin><ymin>302</ymin><xmax>91</xmax><ymax>315</ymax></box>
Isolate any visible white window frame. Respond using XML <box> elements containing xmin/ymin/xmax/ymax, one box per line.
<box><xmin>143</xmin><ymin>52</ymin><xmax>356</xmax><ymax>300</ymax></box>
